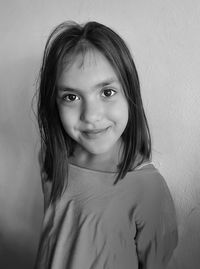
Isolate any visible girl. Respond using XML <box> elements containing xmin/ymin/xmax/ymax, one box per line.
<box><xmin>35</xmin><ymin>21</ymin><xmax>178</xmax><ymax>269</ymax></box>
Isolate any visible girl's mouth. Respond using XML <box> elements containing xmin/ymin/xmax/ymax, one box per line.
<box><xmin>82</xmin><ymin>127</ymin><xmax>110</xmax><ymax>139</ymax></box>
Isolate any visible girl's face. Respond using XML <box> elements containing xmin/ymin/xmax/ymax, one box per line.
<box><xmin>56</xmin><ymin>49</ymin><xmax>128</xmax><ymax>163</ymax></box>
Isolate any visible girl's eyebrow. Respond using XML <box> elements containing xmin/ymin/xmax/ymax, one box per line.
<box><xmin>58</xmin><ymin>77</ymin><xmax>119</xmax><ymax>93</ymax></box>
<box><xmin>95</xmin><ymin>78</ymin><xmax>119</xmax><ymax>88</ymax></box>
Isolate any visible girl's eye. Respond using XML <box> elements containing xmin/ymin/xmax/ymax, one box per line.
<box><xmin>63</xmin><ymin>94</ymin><xmax>80</xmax><ymax>102</ymax></box>
<box><xmin>102</xmin><ymin>89</ymin><xmax>116</xmax><ymax>98</ymax></box>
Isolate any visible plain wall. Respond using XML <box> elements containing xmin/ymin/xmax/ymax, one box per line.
<box><xmin>0</xmin><ymin>0</ymin><xmax>200</xmax><ymax>268</ymax></box>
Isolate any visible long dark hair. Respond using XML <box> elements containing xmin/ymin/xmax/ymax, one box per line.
<box><xmin>37</xmin><ymin>21</ymin><xmax>151</xmax><ymax>203</ymax></box>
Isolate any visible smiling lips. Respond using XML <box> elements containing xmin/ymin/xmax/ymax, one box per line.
<box><xmin>82</xmin><ymin>127</ymin><xmax>110</xmax><ymax>139</ymax></box>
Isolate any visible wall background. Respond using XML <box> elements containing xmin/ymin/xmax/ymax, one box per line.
<box><xmin>0</xmin><ymin>0</ymin><xmax>199</xmax><ymax>268</ymax></box>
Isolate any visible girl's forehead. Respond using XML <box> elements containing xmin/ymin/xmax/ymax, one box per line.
<box><xmin>64</xmin><ymin>49</ymin><xmax>107</xmax><ymax>70</ymax></box>
<box><xmin>57</xmin><ymin>49</ymin><xmax>122</xmax><ymax>91</ymax></box>
<box><xmin>59</xmin><ymin>49</ymin><xmax>118</xmax><ymax>80</ymax></box>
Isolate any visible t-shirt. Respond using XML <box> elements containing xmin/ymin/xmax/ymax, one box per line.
<box><xmin>35</xmin><ymin>163</ymin><xmax>178</xmax><ymax>269</ymax></box>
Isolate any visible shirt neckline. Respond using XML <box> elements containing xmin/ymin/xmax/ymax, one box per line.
<box><xmin>68</xmin><ymin>161</ymin><xmax>154</xmax><ymax>175</ymax></box>
<box><xmin>68</xmin><ymin>162</ymin><xmax>155</xmax><ymax>187</ymax></box>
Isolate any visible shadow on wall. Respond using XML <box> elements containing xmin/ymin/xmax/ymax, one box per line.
<box><xmin>0</xmin><ymin>234</ymin><xmax>35</xmax><ymax>269</ymax></box>
<box><xmin>172</xmin><ymin>206</ymin><xmax>200</xmax><ymax>269</ymax></box>
<box><xmin>0</xmin><ymin>57</ymin><xmax>43</xmax><ymax>269</ymax></box>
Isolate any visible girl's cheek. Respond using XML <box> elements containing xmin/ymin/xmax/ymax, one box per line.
<box><xmin>60</xmin><ymin>107</ymin><xmax>81</xmax><ymax>125</ymax></box>
<box><xmin>108</xmin><ymin>100</ymin><xmax>128</xmax><ymax>117</ymax></box>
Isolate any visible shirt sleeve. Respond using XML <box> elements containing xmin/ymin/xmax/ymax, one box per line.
<box><xmin>134</xmin><ymin>173</ymin><xmax>178</xmax><ymax>269</ymax></box>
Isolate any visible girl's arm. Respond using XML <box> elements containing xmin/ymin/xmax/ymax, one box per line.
<box><xmin>134</xmin><ymin>173</ymin><xmax>178</xmax><ymax>269</ymax></box>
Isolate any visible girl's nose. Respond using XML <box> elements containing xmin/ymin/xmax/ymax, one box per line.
<box><xmin>81</xmin><ymin>100</ymin><xmax>103</xmax><ymax>123</ymax></box>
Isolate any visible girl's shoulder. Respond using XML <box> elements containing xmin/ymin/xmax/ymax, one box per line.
<box><xmin>127</xmin><ymin>162</ymin><xmax>164</xmax><ymax>186</ymax></box>
<box><xmin>126</xmin><ymin>162</ymin><xmax>177</xmax><ymax>227</ymax></box>
<box><xmin>125</xmin><ymin>162</ymin><xmax>173</xmax><ymax>206</ymax></box>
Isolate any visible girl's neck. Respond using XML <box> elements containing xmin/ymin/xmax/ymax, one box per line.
<box><xmin>69</xmin><ymin>140</ymin><xmax>124</xmax><ymax>172</ymax></box>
